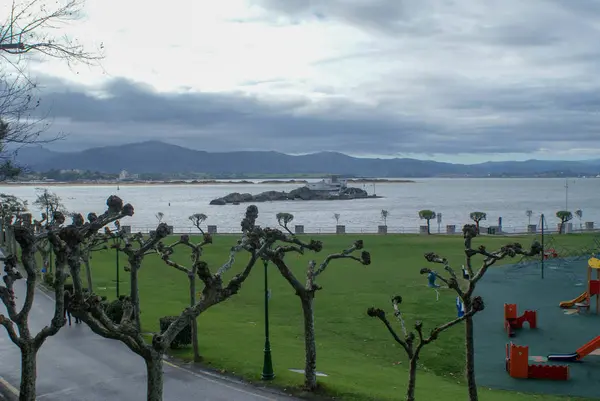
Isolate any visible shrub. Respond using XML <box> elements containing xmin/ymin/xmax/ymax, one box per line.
<box><xmin>104</xmin><ymin>296</ymin><xmax>127</xmax><ymax>323</ymax></box>
<box><xmin>43</xmin><ymin>272</ymin><xmax>55</xmax><ymax>287</ymax></box>
<box><xmin>159</xmin><ymin>316</ymin><xmax>192</xmax><ymax>349</ymax></box>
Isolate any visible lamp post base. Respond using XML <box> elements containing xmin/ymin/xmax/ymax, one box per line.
<box><xmin>261</xmin><ymin>340</ymin><xmax>275</xmax><ymax>380</ymax></box>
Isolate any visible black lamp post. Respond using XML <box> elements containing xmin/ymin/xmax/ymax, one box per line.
<box><xmin>111</xmin><ymin>227</ymin><xmax>123</xmax><ymax>298</ymax></box>
<box><xmin>261</xmin><ymin>259</ymin><xmax>274</xmax><ymax>380</ymax></box>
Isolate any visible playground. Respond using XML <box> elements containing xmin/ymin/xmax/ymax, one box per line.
<box><xmin>474</xmin><ymin>256</ymin><xmax>600</xmax><ymax>399</ymax></box>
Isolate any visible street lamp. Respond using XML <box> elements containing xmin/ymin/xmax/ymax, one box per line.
<box><xmin>261</xmin><ymin>259</ymin><xmax>275</xmax><ymax>380</ymax></box>
<box><xmin>111</xmin><ymin>222</ymin><xmax>123</xmax><ymax>298</ymax></box>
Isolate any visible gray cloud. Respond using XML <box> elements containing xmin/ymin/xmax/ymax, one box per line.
<box><xmin>31</xmin><ymin>72</ymin><xmax>600</xmax><ymax>157</ymax></box>
<box><xmin>28</xmin><ymin>0</ymin><xmax>600</xmax><ymax>157</ymax></box>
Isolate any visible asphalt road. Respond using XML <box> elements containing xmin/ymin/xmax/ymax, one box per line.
<box><xmin>0</xmin><ymin>266</ymin><xmax>298</xmax><ymax>401</ymax></box>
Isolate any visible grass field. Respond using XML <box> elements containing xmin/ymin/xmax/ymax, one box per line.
<box><xmin>77</xmin><ymin>232</ymin><xmax>599</xmax><ymax>401</ymax></box>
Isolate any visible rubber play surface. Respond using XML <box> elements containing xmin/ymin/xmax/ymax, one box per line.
<box><xmin>474</xmin><ymin>258</ymin><xmax>600</xmax><ymax>399</ymax></box>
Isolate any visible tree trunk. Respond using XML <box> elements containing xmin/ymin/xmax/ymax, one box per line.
<box><xmin>145</xmin><ymin>351</ymin><xmax>164</xmax><ymax>401</ymax></box>
<box><xmin>19</xmin><ymin>343</ymin><xmax>38</xmax><ymax>401</ymax></box>
<box><xmin>84</xmin><ymin>256</ymin><xmax>93</xmax><ymax>292</ymax></box>
<box><xmin>130</xmin><ymin>266</ymin><xmax>141</xmax><ymax>331</ymax></box>
<box><xmin>427</xmin><ymin>220</ymin><xmax>431</xmax><ymax>235</ymax></box>
<box><xmin>406</xmin><ymin>356</ymin><xmax>418</xmax><ymax>401</ymax></box>
<box><xmin>189</xmin><ymin>275</ymin><xmax>200</xmax><ymax>362</ymax></box>
<box><xmin>475</xmin><ymin>221</ymin><xmax>480</xmax><ymax>234</ymax></box>
<box><xmin>464</xmin><ymin>313</ymin><xmax>479</xmax><ymax>401</ymax></box>
<box><xmin>300</xmin><ymin>293</ymin><xmax>318</xmax><ymax>391</ymax></box>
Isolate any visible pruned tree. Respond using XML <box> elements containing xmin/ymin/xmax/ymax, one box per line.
<box><xmin>0</xmin><ymin>192</ymin><xmax>28</xmax><ymax>252</ymax></box>
<box><xmin>381</xmin><ymin>209</ymin><xmax>389</xmax><ymax>226</ymax></box>
<box><xmin>575</xmin><ymin>209</ymin><xmax>583</xmax><ymax>230</ymax></box>
<box><xmin>333</xmin><ymin>212</ymin><xmax>340</xmax><ymax>225</ymax></box>
<box><xmin>418</xmin><ymin>210</ymin><xmax>436</xmax><ymax>235</ymax></box>
<box><xmin>155</xmin><ymin>212</ymin><xmax>164</xmax><ymax>224</ymax></box>
<box><xmin>469</xmin><ymin>212</ymin><xmax>486</xmax><ymax>234</ymax></box>
<box><xmin>156</xmin><ymin>214</ymin><xmax>212</xmax><ymax>362</ymax></box>
<box><xmin>0</xmin><ymin>206</ymin><xmax>120</xmax><ymax>401</ymax></box>
<box><xmin>556</xmin><ymin>210</ymin><xmax>573</xmax><ymax>234</ymax></box>
<box><xmin>32</xmin><ymin>188</ymin><xmax>67</xmax><ymax>273</ymax></box>
<box><xmin>272</xmin><ymin>213</ymin><xmax>371</xmax><ymax>390</ymax></box>
<box><xmin>188</xmin><ymin>213</ymin><xmax>207</xmax><ymax>234</ymax></box>
<box><xmin>367</xmin><ymin>295</ymin><xmax>484</xmax><ymax>401</ymax></box>
<box><xmin>80</xmin><ymin>222</ymin><xmax>112</xmax><ymax>291</ymax></box>
<box><xmin>63</xmin><ymin>203</ymin><xmax>270</xmax><ymax>401</ymax></box>
<box><xmin>420</xmin><ymin>224</ymin><xmax>542</xmax><ymax>401</ymax></box>
<box><xmin>526</xmin><ymin>209</ymin><xmax>533</xmax><ymax>226</ymax></box>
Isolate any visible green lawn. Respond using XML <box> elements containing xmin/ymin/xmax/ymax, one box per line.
<box><xmin>79</xmin><ymin>232</ymin><xmax>598</xmax><ymax>401</ymax></box>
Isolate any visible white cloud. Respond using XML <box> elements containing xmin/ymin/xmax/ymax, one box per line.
<box><xmin>4</xmin><ymin>0</ymin><xmax>600</xmax><ymax>161</ymax></box>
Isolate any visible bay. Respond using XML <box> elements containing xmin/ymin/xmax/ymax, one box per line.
<box><xmin>1</xmin><ymin>178</ymin><xmax>598</xmax><ymax>234</ymax></box>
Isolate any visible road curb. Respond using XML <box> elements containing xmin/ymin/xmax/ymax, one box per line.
<box><xmin>0</xmin><ymin>376</ymin><xmax>19</xmax><ymax>401</ymax></box>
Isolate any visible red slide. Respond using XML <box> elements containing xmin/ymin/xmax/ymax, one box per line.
<box><xmin>548</xmin><ymin>335</ymin><xmax>600</xmax><ymax>362</ymax></box>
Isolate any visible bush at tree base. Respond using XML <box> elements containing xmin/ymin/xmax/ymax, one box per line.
<box><xmin>43</xmin><ymin>272</ymin><xmax>54</xmax><ymax>286</ymax></box>
<box><xmin>159</xmin><ymin>316</ymin><xmax>192</xmax><ymax>349</ymax></box>
<box><xmin>104</xmin><ymin>296</ymin><xmax>128</xmax><ymax>323</ymax></box>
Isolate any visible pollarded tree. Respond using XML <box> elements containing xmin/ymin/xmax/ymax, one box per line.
<box><xmin>155</xmin><ymin>213</ymin><xmax>213</xmax><ymax>362</ymax></box>
<box><xmin>556</xmin><ymin>210</ymin><xmax>573</xmax><ymax>234</ymax></box>
<box><xmin>63</xmin><ymin>202</ymin><xmax>270</xmax><ymax>401</ymax></box>
<box><xmin>79</xmin><ymin>223</ymin><xmax>113</xmax><ymax>292</ymax></box>
<box><xmin>32</xmin><ymin>188</ymin><xmax>67</xmax><ymax>273</ymax></box>
<box><xmin>421</xmin><ymin>224</ymin><xmax>542</xmax><ymax>401</ymax></box>
<box><xmin>333</xmin><ymin>213</ymin><xmax>340</xmax><ymax>225</ymax></box>
<box><xmin>367</xmin><ymin>295</ymin><xmax>484</xmax><ymax>401</ymax></box>
<box><xmin>270</xmin><ymin>213</ymin><xmax>371</xmax><ymax>390</ymax></box>
<box><xmin>381</xmin><ymin>209</ymin><xmax>389</xmax><ymax>226</ymax></box>
<box><xmin>469</xmin><ymin>211</ymin><xmax>486</xmax><ymax>234</ymax></box>
<box><xmin>575</xmin><ymin>209</ymin><xmax>583</xmax><ymax>230</ymax></box>
<box><xmin>0</xmin><ymin>193</ymin><xmax>28</xmax><ymax>251</ymax></box>
<box><xmin>0</xmin><ymin>207</ymin><xmax>121</xmax><ymax>401</ymax></box>
<box><xmin>418</xmin><ymin>210</ymin><xmax>436</xmax><ymax>235</ymax></box>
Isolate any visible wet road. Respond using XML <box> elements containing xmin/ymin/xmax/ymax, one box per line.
<box><xmin>0</xmin><ymin>261</ymin><xmax>297</xmax><ymax>400</ymax></box>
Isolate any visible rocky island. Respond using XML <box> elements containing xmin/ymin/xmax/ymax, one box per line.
<box><xmin>209</xmin><ymin>186</ymin><xmax>379</xmax><ymax>205</ymax></box>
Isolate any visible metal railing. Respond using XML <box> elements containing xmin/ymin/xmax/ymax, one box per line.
<box><xmin>125</xmin><ymin>223</ymin><xmax>600</xmax><ymax>236</ymax></box>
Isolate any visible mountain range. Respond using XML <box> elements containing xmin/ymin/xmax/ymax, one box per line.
<box><xmin>11</xmin><ymin>141</ymin><xmax>600</xmax><ymax>178</ymax></box>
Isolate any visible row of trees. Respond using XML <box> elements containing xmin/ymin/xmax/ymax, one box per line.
<box><xmin>0</xmin><ymin>194</ymin><xmax>371</xmax><ymax>401</ymax></box>
<box><xmin>1</xmin><ymin>190</ymin><xmax>544</xmax><ymax>401</ymax></box>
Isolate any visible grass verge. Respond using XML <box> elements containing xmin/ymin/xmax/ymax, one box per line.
<box><xmin>67</xmin><ymin>233</ymin><xmax>600</xmax><ymax>400</ymax></box>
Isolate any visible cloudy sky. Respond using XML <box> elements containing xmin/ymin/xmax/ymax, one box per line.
<box><xmin>7</xmin><ymin>0</ymin><xmax>600</xmax><ymax>163</ymax></box>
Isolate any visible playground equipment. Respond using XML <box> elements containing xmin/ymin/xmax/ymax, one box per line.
<box><xmin>456</xmin><ymin>296</ymin><xmax>465</xmax><ymax>317</ymax></box>
<box><xmin>547</xmin><ymin>335</ymin><xmax>600</xmax><ymax>362</ymax></box>
<box><xmin>544</xmin><ymin>248</ymin><xmax>558</xmax><ymax>259</ymax></box>
<box><xmin>504</xmin><ymin>303</ymin><xmax>537</xmax><ymax>337</ymax></box>
<box><xmin>505</xmin><ymin>342</ymin><xmax>569</xmax><ymax>380</ymax></box>
<box><xmin>559</xmin><ymin>257</ymin><xmax>600</xmax><ymax>314</ymax></box>
<box><xmin>426</xmin><ymin>271</ymin><xmax>441</xmax><ymax>300</ymax></box>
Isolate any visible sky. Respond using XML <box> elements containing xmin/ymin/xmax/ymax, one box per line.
<box><xmin>4</xmin><ymin>0</ymin><xmax>600</xmax><ymax>163</ymax></box>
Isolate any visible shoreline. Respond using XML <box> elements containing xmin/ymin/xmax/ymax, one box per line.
<box><xmin>1</xmin><ymin>179</ymin><xmax>417</xmax><ymax>187</ymax></box>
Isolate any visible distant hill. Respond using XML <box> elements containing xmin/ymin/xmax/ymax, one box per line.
<box><xmin>12</xmin><ymin>141</ymin><xmax>600</xmax><ymax>177</ymax></box>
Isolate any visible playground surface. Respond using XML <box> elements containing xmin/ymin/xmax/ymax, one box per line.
<box><xmin>474</xmin><ymin>257</ymin><xmax>600</xmax><ymax>399</ymax></box>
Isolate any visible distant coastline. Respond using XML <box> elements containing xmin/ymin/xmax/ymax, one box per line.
<box><xmin>1</xmin><ymin>178</ymin><xmax>417</xmax><ymax>187</ymax></box>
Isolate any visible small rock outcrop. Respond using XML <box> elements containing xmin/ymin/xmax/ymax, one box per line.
<box><xmin>209</xmin><ymin>186</ymin><xmax>377</xmax><ymax>205</ymax></box>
